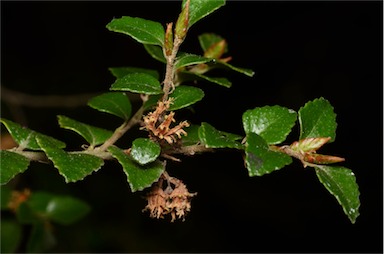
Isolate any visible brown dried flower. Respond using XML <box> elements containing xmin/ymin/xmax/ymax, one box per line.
<box><xmin>141</xmin><ymin>99</ymin><xmax>190</xmax><ymax>144</ymax></box>
<box><xmin>143</xmin><ymin>172</ymin><xmax>196</xmax><ymax>222</ymax></box>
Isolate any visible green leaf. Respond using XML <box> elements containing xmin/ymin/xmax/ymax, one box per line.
<box><xmin>1</xmin><ymin>118</ymin><xmax>65</xmax><ymax>150</ymax></box>
<box><xmin>198</xmin><ymin>33</ymin><xmax>227</xmax><ymax>53</ymax></box>
<box><xmin>110</xmin><ymin>73</ymin><xmax>163</xmax><ymax>95</ymax></box>
<box><xmin>298</xmin><ymin>97</ymin><xmax>337</xmax><ymax>142</ymax></box>
<box><xmin>143</xmin><ymin>44</ymin><xmax>166</xmax><ymax>63</ymax></box>
<box><xmin>57</xmin><ymin>115</ymin><xmax>113</xmax><ymax>147</ymax></box>
<box><xmin>314</xmin><ymin>165</ymin><xmax>360</xmax><ymax>224</ymax></box>
<box><xmin>37</xmin><ymin>136</ymin><xmax>104</xmax><ymax>183</ymax></box>
<box><xmin>106</xmin><ymin>16</ymin><xmax>165</xmax><ymax>46</ymax></box>
<box><xmin>242</xmin><ymin>105</ymin><xmax>297</xmax><ymax>145</ymax></box>
<box><xmin>174</xmin><ymin>53</ymin><xmax>212</xmax><ymax>69</ymax></box>
<box><xmin>178</xmin><ymin>71</ymin><xmax>232</xmax><ymax>88</ymax></box>
<box><xmin>0</xmin><ymin>150</ymin><xmax>30</xmax><ymax>185</ymax></box>
<box><xmin>88</xmin><ymin>92</ymin><xmax>132</xmax><ymax>120</ymax></box>
<box><xmin>130</xmin><ymin>138</ymin><xmax>161</xmax><ymax>165</ymax></box>
<box><xmin>198</xmin><ymin>122</ymin><xmax>243</xmax><ymax>149</ymax></box>
<box><xmin>168</xmin><ymin>86</ymin><xmax>204</xmax><ymax>110</ymax></box>
<box><xmin>109</xmin><ymin>67</ymin><xmax>159</xmax><ymax>80</ymax></box>
<box><xmin>182</xmin><ymin>0</ymin><xmax>225</xmax><ymax>28</ymax></box>
<box><xmin>1</xmin><ymin>220</ymin><xmax>22</xmax><ymax>253</ymax></box>
<box><xmin>43</xmin><ymin>196</ymin><xmax>91</xmax><ymax>225</ymax></box>
<box><xmin>109</xmin><ymin>146</ymin><xmax>164</xmax><ymax>192</ymax></box>
<box><xmin>215</xmin><ymin>61</ymin><xmax>255</xmax><ymax>77</ymax></box>
<box><xmin>181</xmin><ymin>124</ymin><xmax>201</xmax><ymax>146</ymax></box>
<box><xmin>245</xmin><ymin>132</ymin><xmax>292</xmax><ymax>176</ymax></box>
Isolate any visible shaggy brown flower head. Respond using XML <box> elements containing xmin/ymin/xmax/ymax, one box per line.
<box><xmin>143</xmin><ymin>173</ymin><xmax>196</xmax><ymax>222</ymax></box>
<box><xmin>141</xmin><ymin>99</ymin><xmax>189</xmax><ymax>144</ymax></box>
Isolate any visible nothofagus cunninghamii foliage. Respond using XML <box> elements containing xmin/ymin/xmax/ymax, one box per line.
<box><xmin>1</xmin><ymin>0</ymin><xmax>361</xmax><ymax>252</ymax></box>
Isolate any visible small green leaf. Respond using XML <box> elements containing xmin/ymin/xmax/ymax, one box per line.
<box><xmin>0</xmin><ymin>150</ymin><xmax>30</xmax><ymax>185</ymax></box>
<box><xmin>109</xmin><ymin>67</ymin><xmax>159</xmax><ymax>80</ymax></box>
<box><xmin>168</xmin><ymin>86</ymin><xmax>204</xmax><ymax>110</ymax></box>
<box><xmin>314</xmin><ymin>165</ymin><xmax>360</xmax><ymax>224</ymax></box>
<box><xmin>175</xmin><ymin>53</ymin><xmax>212</xmax><ymax>69</ymax></box>
<box><xmin>198</xmin><ymin>33</ymin><xmax>227</xmax><ymax>53</ymax></box>
<box><xmin>130</xmin><ymin>138</ymin><xmax>161</xmax><ymax>165</ymax></box>
<box><xmin>106</xmin><ymin>16</ymin><xmax>165</xmax><ymax>46</ymax></box>
<box><xmin>1</xmin><ymin>118</ymin><xmax>65</xmax><ymax>150</ymax></box>
<box><xmin>110</xmin><ymin>73</ymin><xmax>163</xmax><ymax>95</ymax></box>
<box><xmin>242</xmin><ymin>105</ymin><xmax>297</xmax><ymax>145</ymax></box>
<box><xmin>109</xmin><ymin>146</ymin><xmax>164</xmax><ymax>192</ymax></box>
<box><xmin>182</xmin><ymin>0</ymin><xmax>225</xmax><ymax>28</ymax></box>
<box><xmin>43</xmin><ymin>196</ymin><xmax>91</xmax><ymax>225</ymax></box>
<box><xmin>215</xmin><ymin>61</ymin><xmax>255</xmax><ymax>77</ymax></box>
<box><xmin>178</xmin><ymin>71</ymin><xmax>232</xmax><ymax>88</ymax></box>
<box><xmin>1</xmin><ymin>220</ymin><xmax>22</xmax><ymax>253</ymax></box>
<box><xmin>299</xmin><ymin>97</ymin><xmax>337</xmax><ymax>142</ymax></box>
<box><xmin>245</xmin><ymin>132</ymin><xmax>292</xmax><ymax>176</ymax></box>
<box><xmin>198</xmin><ymin>122</ymin><xmax>243</xmax><ymax>149</ymax></box>
<box><xmin>37</xmin><ymin>136</ymin><xmax>104</xmax><ymax>183</ymax></box>
<box><xmin>57</xmin><ymin>115</ymin><xmax>113</xmax><ymax>147</ymax></box>
<box><xmin>88</xmin><ymin>92</ymin><xmax>132</xmax><ymax>120</ymax></box>
<box><xmin>181</xmin><ymin>124</ymin><xmax>201</xmax><ymax>146</ymax></box>
<box><xmin>143</xmin><ymin>44</ymin><xmax>166</xmax><ymax>63</ymax></box>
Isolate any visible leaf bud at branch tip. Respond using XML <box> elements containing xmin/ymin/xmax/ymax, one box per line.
<box><xmin>175</xmin><ymin>0</ymin><xmax>190</xmax><ymax>40</ymax></box>
<box><xmin>165</xmin><ymin>22</ymin><xmax>174</xmax><ymax>56</ymax></box>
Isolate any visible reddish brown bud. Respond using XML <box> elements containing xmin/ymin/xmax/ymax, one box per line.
<box><xmin>164</xmin><ymin>22</ymin><xmax>174</xmax><ymax>56</ymax></box>
<box><xmin>175</xmin><ymin>0</ymin><xmax>190</xmax><ymax>40</ymax></box>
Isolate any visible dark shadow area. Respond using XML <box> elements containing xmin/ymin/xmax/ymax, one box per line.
<box><xmin>1</xmin><ymin>1</ymin><xmax>382</xmax><ymax>253</ymax></box>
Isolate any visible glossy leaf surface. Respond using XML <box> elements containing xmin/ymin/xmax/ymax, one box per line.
<box><xmin>109</xmin><ymin>146</ymin><xmax>165</xmax><ymax>192</ymax></box>
<box><xmin>57</xmin><ymin>115</ymin><xmax>113</xmax><ymax>146</ymax></box>
<box><xmin>182</xmin><ymin>0</ymin><xmax>225</xmax><ymax>28</ymax></box>
<box><xmin>110</xmin><ymin>73</ymin><xmax>163</xmax><ymax>95</ymax></box>
<box><xmin>0</xmin><ymin>150</ymin><xmax>30</xmax><ymax>185</ymax></box>
<box><xmin>168</xmin><ymin>86</ymin><xmax>205</xmax><ymax>110</ymax></box>
<box><xmin>37</xmin><ymin>136</ymin><xmax>104</xmax><ymax>183</ymax></box>
<box><xmin>1</xmin><ymin>119</ymin><xmax>65</xmax><ymax>150</ymax></box>
<box><xmin>174</xmin><ymin>53</ymin><xmax>212</xmax><ymax>69</ymax></box>
<box><xmin>242</xmin><ymin>105</ymin><xmax>297</xmax><ymax>145</ymax></box>
<box><xmin>88</xmin><ymin>92</ymin><xmax>132</xmax><ymax>120</ymax></box>
<box><xmin>198</xmin><ymin>122</ymin><xmax>243</xmax><ymax>149</ymax></box>
<box><xmin>245</xmin><ymin>132</ymin><xmax>292</xmax><ymax>176</ymax></box>
<box><xmin>130</xmin><ymin>138</ymin><xmax>161</xmax><ymax>165</ymax></box>
<box><xmin>298</xmin><ymin>97</ymin><xmax>337</xmax><ymax>142</ymax></box>
<box><xmin>314</xmin><ymin>165</ymin><xmax>360</xmax><ymax>223</ymax></box>
<box><xmin>106</xmin><ymin>16</ymin><xmax>165</xmax><ymax>46</ymax></box>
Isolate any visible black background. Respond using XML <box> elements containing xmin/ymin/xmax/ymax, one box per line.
<box><xmin>1</xmin><ymin>1</ymin><xmax>383</xmax><ymax>253</ymax></box>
